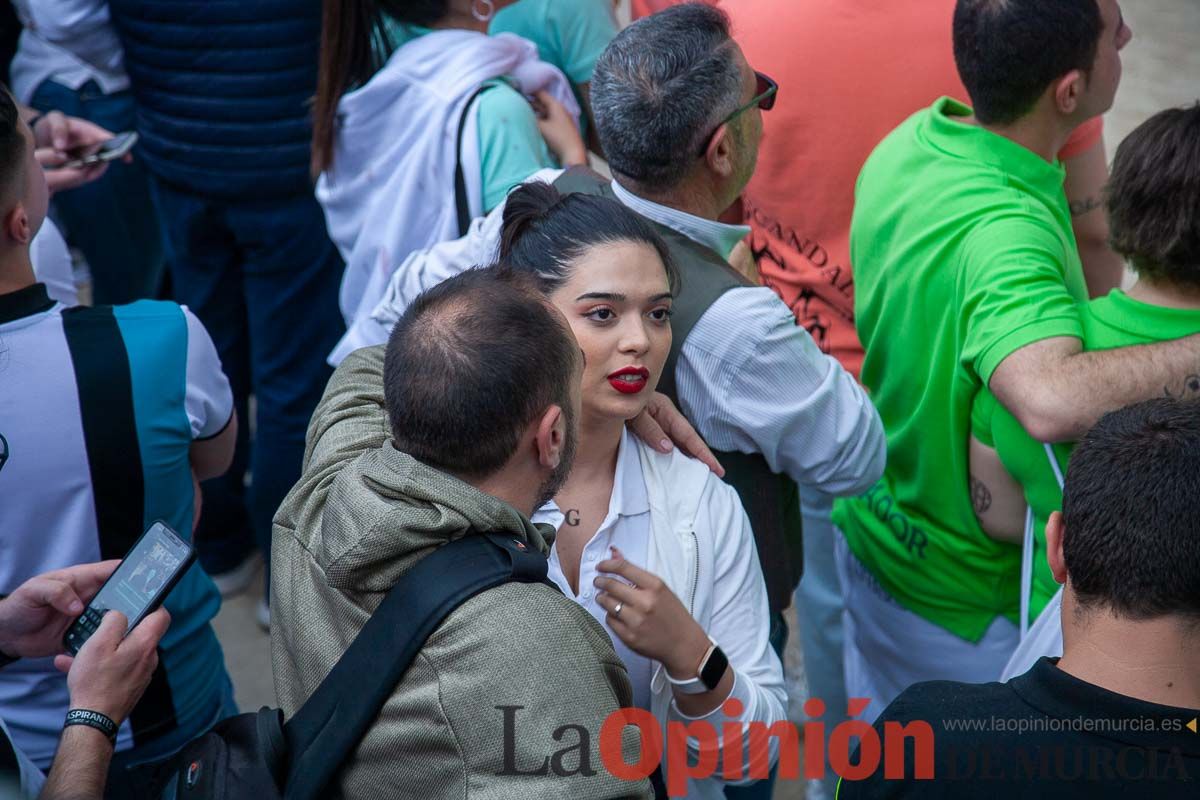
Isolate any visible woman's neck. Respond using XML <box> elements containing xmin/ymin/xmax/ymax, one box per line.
<box><xmin>562</xmin><ymin>414</ymin><xmax>626</xmax><ymax>490</ymax></box>
<box><xmin>430</xmin><ymin>11</ymin><xmax>490</xmax><ymax>34</ymax></box>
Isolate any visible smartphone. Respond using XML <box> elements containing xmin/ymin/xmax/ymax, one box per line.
<box><xmin>62</xmin><ymin>520</ymin><xmax>195</xmax><ymax>656</ymax></box>
<box><xmin>59</xmin><ymin>131</ymin><xmax>139</xmax><ymax>170</ymax></box>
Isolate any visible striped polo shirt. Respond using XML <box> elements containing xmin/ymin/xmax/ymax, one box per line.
<box><xmin>0</xmin><ymin>284</ymin><xmax>233</xmax><ymax>767</ymax></box>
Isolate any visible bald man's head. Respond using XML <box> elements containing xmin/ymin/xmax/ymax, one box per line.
<box><xmin>384</xmin><ymin>266</ymin><xmax>579</xmax><ymax>479</ymax></box>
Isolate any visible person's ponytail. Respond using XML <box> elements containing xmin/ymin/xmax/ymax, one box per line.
<box><xmin>499</xmin><ymin>180</ymin><xmax>679</xmax><ymax>294</ymax></box>
<box><xmin>311</xmin><ymin>0</ymin><xmax>450</xmax><ymax>176</ymax></box>
<box><xmin>499</xmin><ymin>181</ymin><xmax>565</xmax><ymax>264</ymax></box>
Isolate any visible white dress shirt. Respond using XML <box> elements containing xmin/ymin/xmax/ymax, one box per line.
<box><xmin>364</xmin><ymin>171</ymin><xmax>887</xmax><ymax>496</ymax></box>
<box><xmin>533</xmin><ymin>429</ymin><xmax>654</xmax><ymax>710</ymax></box>
<box><xmin>9</xmin><ymin>0</ymin><xmax>129</xmax><ymax>104</ymax></box>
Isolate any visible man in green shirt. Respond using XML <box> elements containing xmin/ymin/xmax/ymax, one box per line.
<box><xmin>833</xmin><ymin>0</ymin><xmax>1200</xmax><ymax>722</ymax></box>
<box><xmin>969</xmin><ymin>103</ymin><xmax>1200</xmax><ymax>632</ymax></box>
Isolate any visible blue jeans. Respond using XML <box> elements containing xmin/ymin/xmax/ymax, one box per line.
<box><xmin>149</xmin><ymin>180</ymin><xmax>345</xmax><ymax>578</ymax></box>
<box><xmin>723</xmin><ymin>611</ymin><xmax>787</xmax><ymax>800</ymax></box>
<box><xmin>30</xmin><ymin>80</ymin><xmax>165</xmax><ymax>305</ymax></box>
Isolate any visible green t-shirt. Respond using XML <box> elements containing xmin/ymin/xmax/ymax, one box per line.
<box><xmin>971</xmin><ymin>290</ymin><xmax>1200</xmax><ymax>625</ymax></box>
<box><xmin>380</xmin><ymin>21</ymin><xmax>556</xmax><ymax>211</ymax></box>
<box><xmin>832</xmin><ymin>97</ymin><xmax>1090</xmax><ymax>642</ymax></box>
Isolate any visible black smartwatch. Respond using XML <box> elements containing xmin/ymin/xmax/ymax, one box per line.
<box><xmin>666</xmin><ymin>637</ymin><xmax>729</xmax><ymax>695</ymax></box>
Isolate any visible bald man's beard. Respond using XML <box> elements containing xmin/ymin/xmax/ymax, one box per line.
<box><xmin>534</xmin><ymin>407</ymin><xmax>579</xmax><ymax>510</ymax></box>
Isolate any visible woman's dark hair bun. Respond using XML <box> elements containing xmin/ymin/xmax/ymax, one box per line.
<box><xmin>498</xmin><ymin>177</ymin><xmax>679</xmax><ymax>295</ymax></box>
<box><xmin>499</xmin><ymin>181</ymin><xmax>565</xmax><ymax>262</ymax></box>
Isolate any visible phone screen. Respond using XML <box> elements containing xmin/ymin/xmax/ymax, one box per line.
<box><xmin>97</xmin><ymin>131</ymin><xmax>137</xmax><ymax>158</ymax></box>
<box><xmin>63</xmin><ymin>521</ymin><xmax>193</xmax><ymax>654</ymax></box>
<box><xmin>94</xmin><ymin>523</ymin><xmax>190</xmax><ymax>624</ymax></box>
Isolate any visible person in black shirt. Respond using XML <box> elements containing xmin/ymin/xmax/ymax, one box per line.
<box><xmin>839</xmin><ymin>397</ymin><xmax>1200</xmax><ymax>798</ymax></box>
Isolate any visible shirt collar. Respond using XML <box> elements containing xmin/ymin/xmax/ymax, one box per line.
<box><xmin>1012</xmin><ymin>658</ymin><xmax>1200</xmax><ymax>756</ymax></box>
<box><xmin>0</xmin><ymin>283</ymin><xmax>53</xmax><ymax>325</ymax></box>
<box><xmin>920</xmin><ymin>96</ymin><xmax>1067</xmax><ymax>199</ymax></box>
<box><xmin>610</xmin><ymin>179</ymin><xmax>750</xmax><ymax>260</ymax></box>
<box><xmin>1092</xmin><ymin>290</ymin><xmax>1200</xmax><ymax>341</ymax></box>
<box><xmin>536</xmin><ymin>429</ymin><xmax>650</xmax><ymax>522</ymax></box>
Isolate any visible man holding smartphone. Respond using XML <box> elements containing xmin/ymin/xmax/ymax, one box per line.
<box><xmin>0</xmin><ymin>561</ymin><xmax>170</xmax><ymax>800</ymax></box>
<box><xmin>0</xmin><ymin>90</ymin><xmax>238</xmax><ymax>797</ymax></box>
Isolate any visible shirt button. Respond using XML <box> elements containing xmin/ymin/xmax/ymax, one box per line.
<box><xmin>582</xmin><ymin>590</ymin><xmax>592</xmax><ymax>600</ymax></box>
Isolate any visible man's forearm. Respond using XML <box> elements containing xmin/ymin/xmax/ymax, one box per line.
<box><xmin>1063</xmin><ymin>133</ymin><xmax>1125</xmax><ymax>298</ymax></box>
<box><xmin>39</xmin><ymin>726</ymin><xmax>113</xmax><ymax>800</ymax></box>
<box><xmin>991</xmin><ymin>334</ymin><xmax>1200</xmax><ymax>442</ymax></box>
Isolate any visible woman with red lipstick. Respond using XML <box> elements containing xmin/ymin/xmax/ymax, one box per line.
<box><xmin>500</xmin><ymin>182</ymin><xmax>787</xmax><ymax>799</ymax></box>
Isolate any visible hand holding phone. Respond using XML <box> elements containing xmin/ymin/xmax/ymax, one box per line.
<box><xmin>59</xmin><ymin>131</ymin><xmax>138</xmax><ymax>170</ymax></box>
<box><xmin>58</xmin><ymin>606</ymin><xmax>170</xmax><ymax>725</ymax></box>
<box><xmin>62</xmin><ymin>521</ymin><xmax>194</xmax><ymax>656</ymax></box>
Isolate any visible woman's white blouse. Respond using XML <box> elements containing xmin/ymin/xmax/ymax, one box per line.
<box><xmin>534</xmin><ymin>428</ymin><xmax>655</xmax><ymax>710</ymax></box>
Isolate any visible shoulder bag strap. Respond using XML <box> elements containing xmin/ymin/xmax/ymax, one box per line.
<box><xmin>454</xmin><ymin>86</ymin><xmax>491</xmax><ymax>237</ymax></box>
<box><xmin>1020</xmin><ymin>443</ymin><xmax>1068</xmax><ymax>638</ymax></box>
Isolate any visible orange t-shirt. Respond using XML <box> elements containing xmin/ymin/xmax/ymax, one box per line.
<box><xmin>726</xmin><ymin>0</ymin><xmax>1101</xmax><ymax>377</ymax></box>
<box><xmin>630</xmin><ymin>0</ymin><xmax>681</xmax><ymax>17</ymax></box>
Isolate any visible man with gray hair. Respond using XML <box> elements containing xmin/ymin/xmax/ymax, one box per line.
<box><xmin>340</xmin><ymin>10</ymin><xmax>885</xmax><ymax>794</ymax></box>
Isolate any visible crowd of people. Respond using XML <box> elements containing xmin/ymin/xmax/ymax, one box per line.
<box><xmin>0</xmin><ymin>0</ymin><xmax>1197</xmax><ymax>798</ymax></box>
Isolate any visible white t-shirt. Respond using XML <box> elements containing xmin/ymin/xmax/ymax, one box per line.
<box><xmin>30</xmin><ymin>219</ymin><xmax>77</xmax><ymax>306</ymax></box>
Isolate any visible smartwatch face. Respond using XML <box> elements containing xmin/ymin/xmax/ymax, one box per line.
<box><xmin>700</xmin><ymin>646</ymin><xmax>729</xmax><ymax>691</ymax></box>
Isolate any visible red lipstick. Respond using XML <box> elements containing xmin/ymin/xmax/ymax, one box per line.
<box><xmin>607</xmin><ymin>366</ymin><xmax>650</xmax><ymax>395</ymax></box>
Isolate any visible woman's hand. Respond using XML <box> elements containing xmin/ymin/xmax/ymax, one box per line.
<box><xmin>531</xmin><ymin>90</ymin><xmax>588</xmax><ymax>168</ymax></box>
<box><xmin>594</xmin><ymin>547</ymin><xmax>711</xmax><ymax>679</ymax></box>
<box><xmin>628</xmin><ymin>392</ymin><xmax>725</xmax><ymax>477</ymax></box>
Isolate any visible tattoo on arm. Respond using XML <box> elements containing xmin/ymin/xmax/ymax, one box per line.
<box><xmin>1163</xmin><ymin>374</ymin><xmax>1200</xmax><ymax>399</ymax></box>
<box><xmin>1069</xmin><ymin>195</ymin><xmax>1103</xmax><ymax>216</ymax></box>
<box><xmin>970</xmin><ymin>477</ymin><xmax>992</xmax><ymax>514</ymax></box>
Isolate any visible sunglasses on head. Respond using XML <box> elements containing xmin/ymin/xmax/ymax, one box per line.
<box><xmin>698</xmin><ymin>71</ymin><xmax>779</xmax><ymax>157</ymax></box>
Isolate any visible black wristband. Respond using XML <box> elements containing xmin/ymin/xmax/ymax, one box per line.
<box><xmin>64</xmin><ymin>708</ymin><xmax>118</xmax><ymax>742</ymax></box>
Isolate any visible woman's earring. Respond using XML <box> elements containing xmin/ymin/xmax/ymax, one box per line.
<box><xmin>471</xmin><ymin>0</ymin><xmax>496</xmax><ymax>22</ymax></box>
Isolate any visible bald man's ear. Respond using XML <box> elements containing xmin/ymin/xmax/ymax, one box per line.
<box><xmin>703</xmin><ymin>123</ymin><xmax>736</xmax><ymax>180</ymax></box>
<box><xmin>1045</xmin><ymin>511</ymin><xmax>1069</xmax><ymax>585</ymax></box>
<box><xmin>533</xmin><ymin>404</ymin><xmax>566</xmax><ymax>471</ymax></box>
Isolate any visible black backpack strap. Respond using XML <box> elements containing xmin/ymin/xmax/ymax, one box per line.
<box><xmin>454</xmin><ymin>85</ymin><xmax>491</xmax><ymax>237</ymax></box>
<box><xmin>281</xmin><ymin>533</ymin><xmax>551</xmax><ymax>800</ymax></box>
